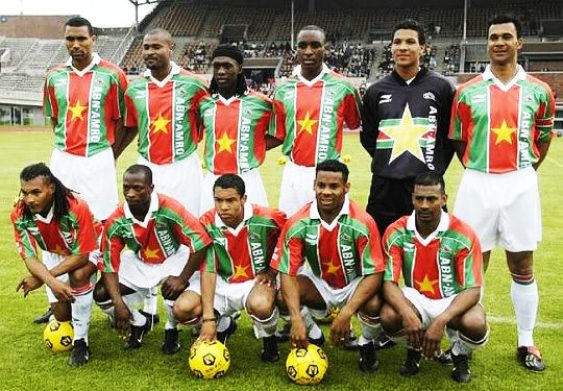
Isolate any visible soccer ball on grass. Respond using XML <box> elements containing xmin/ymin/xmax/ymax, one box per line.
<box><xmin>189</xmin><ymin>339</ymin><xmax>231</xmax><ymax>379</ymax></box>
<box><xmin>286</xmin><ymin>343</ymin><xmax>328</xmax><ymax>385</ymax></box>
<box><xmin>43</xmin><ymin>319</ymin><xmax>74</xmax><ymax>352</ymax></box>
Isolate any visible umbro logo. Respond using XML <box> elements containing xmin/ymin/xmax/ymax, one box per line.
<box><xmin>471</xmin><ymin>94</ymin><xmax>487</xmax><ymax>103</ymax></box>
<box><xmin>403</xmin><ymin>243</ymin><xmax>415</xmax><ymax>251</ymax></box>
<box><xmin>305</xmin><ymin>233</ymin><xmax>318</xmax><ymax>245</ymax></box>
<box><xmin>423</xmin><ymin>92</ymin><xmax>436</xmax><ymax>101</ymax></box>
<box><xmin>379</xmin><ymin>94</ymin><xmax>392</xmax><ymax>104</ymax></box>
<box><xmin>135</xmin><ymin>92</ymin><xmax>146</xmax><ymax>99</ymax></box>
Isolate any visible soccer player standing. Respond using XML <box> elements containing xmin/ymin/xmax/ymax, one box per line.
<box><xmin>174</xmin><ymin>174</ymin><xmax>286</xmax><ymax>362</ymax></box>
<box><xmin>94</xmin><ymin>165</ymin><xmax>211</xmax><ymax>354</ymax></box>
<box><xmin>360</xmin><ymin>19</ymin><xmax>455</xmax><ymax>236</ymax></box>
<box><xmin>199</xmin><ymin>45</ymin><xmax>275</xmax><ymax>213</ymax></box>
<box><xmin>124</xmin><ymin>28</ymin><xmax>207</xmax><ymax>217</ymax></box>
<box><xmin>12</xmin><ymin>163</ymin><xmax>99</xmax><ymax>366</ymax></box>
<box><xmin>271</xmin><ymin>160</ymin><xmax>385</xmax><ymax>373</ymax></box>
<box><xmin>269</xmin><ymin>26</ymin><xmax>362</xmax><ymax>216</ymax></box>
<box><xmin>381</xmin><ymin>172</ymin><xmax>488</xmax><ymax>383</ymax></box>
<box><xmin>449</xmin><ymin>15</ymin><xmax>555</xmax><ymax>372</ymax></box>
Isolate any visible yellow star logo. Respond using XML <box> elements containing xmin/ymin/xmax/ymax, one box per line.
<box><xmin>491</xmin><ymin>120</ymin><xmax>516</xmax><ymax>145</ymax></box>
<box><xmin>379</xmin><ymin>104</ymin><xmax>429</xmax><ymax>163</ymax></box>
<box><xmin>416</xmin><ymin>274</ymin><xmax>438</xmax><ymax>295</ymax></box>
<box><xmin>68</xmin><ymin>100</ymin><xmax>87</xmax><ymax>121</ymax></box>
<box><xmin>216</xmin><ymin>131</ymin><xmax>236</xmax><ymax>154</ymax></box>
<box><xmin>297</xmin><ymin>112</ymin><xmax>318</xmax><ymax>135</ymax></box>
<box><xmin>232</xmin><ymin>264</ymin><xmax>249</xmax><ymax>279</ymax></box>
<box><xmin>144</xmin><ymin>247</ymin><xmax>160</xmax><ymax>259</ymax></box>
<box><xmin>151</xmin><ymin>113</ymin><xmax>171</xmax><ymax>134</ymax></box>
<box><xmin>325</xmin><ymin>260</ymin><xmax>341</xmax><ymax>275</ymax></box>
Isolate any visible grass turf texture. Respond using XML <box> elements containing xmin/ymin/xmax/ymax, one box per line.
<box><xmin>0</xmin><ymin>127</ymin><xmax>561</xmax><ymax>390</ymax></box>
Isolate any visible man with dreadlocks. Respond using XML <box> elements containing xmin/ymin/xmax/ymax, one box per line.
<box><xmin>11</xmin><ymin>163</ymin><xmax>99</xmax><ymax>366</ymax></box>
<box><xmin>198</xmin><ymin>44</ymin><xmax>278</xmax><ymax>214</ymax></box>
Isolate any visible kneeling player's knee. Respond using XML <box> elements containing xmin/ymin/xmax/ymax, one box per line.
<box><xmin>380</xmin><ymin>304</ymin><xmax>401</xmax><ymax>332</ymax></box>
<box><xmin>459</xmin><ymin>307</ymin><xmax>488</xmax><ymax>340</ymax></box>
<box><xmin>173</xmin><ymin>294</ymin><xmax>200</xmax><ymax>321</ymax></box>
<box><xmin>93</xmin><ymin>282</ymin><xmax>108</xmax><ymax>303</ymax></box>
<box><xmin>359</xmin><ymin>294</ymin><xmax>382</xmax><ymax>316</ymax></box>
<box><xmin>247</xmin><ymin>297</ymin><xmax>275</xmax><ymax>320</ymax></box>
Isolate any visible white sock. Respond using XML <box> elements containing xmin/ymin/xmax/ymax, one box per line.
<box><xmin>446</xmin><ymin>327</ymin><xmax>459</xmax><ymax>346</ymax></box>
<box><xmin>123</xmin><ymin>293</ymin><xmax>147</xmax><ymax>327</ymax></box>
<box><xmin>511</xmin><ymin>280</ymin><xmax>538</xmax><ymax>347</ymax></box>
<box><xmin>300</xmin><ymin>308</ymin><xmax>322</xmax><ymax>339</ymax></box>
<box><xmin>71</xmin><ymin>289</ymin><xmax>93</xmax><ymax>344</ymax></box>
<box><xmin>217</xmin><ymin>316</ymin><xmax>231</xmax><ymax>333</ymax></box>
<box><xmin>164</xmin><ymin>300</ymin><xmax>177</xmax><ymax>330</ymax></box>
<box><xmin>143</xmin><ymin>286</ymin><xmax>158</xmax><ymax>315</ymax></box>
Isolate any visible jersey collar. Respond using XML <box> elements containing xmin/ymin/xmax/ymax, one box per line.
<box><xmin>292</xmin><ymin>63</ymin><xmax>330</xmax><ymax>87</ymax></box>
<box><xmin>124</xmin><ymin>192</ymin><xmax>159</xmax><ymax>228</ymax></box>
<box><xmin>482</xmin><ymin>64</ymin><xmax>526</xmax><ymax>92</ymax></box>
<box><xmin>407</xmin><ymin>210</ymin><xmax>450</xmax><ymax>246</ymax></box>
<box><xmin>34</xmin><ymin>204</ymin><xmax>55</xmax><ymax>224</ymax></box>
<box><xmin>144</xmin><ymin>61</ymin><xmax>181</xmax><ymax>88</ymax></box>
<box><xmin>310</xmin><ymin>195</ymin><xmax>350</xmax><ymax>231</ymax></box>
<box><xmin>65</xmin><ymin>52</ymin><xmax>101</xmax><ymax>77</ymax></box>
<box><xmin>214</xmin><ymin>203</ymin><xmax>253</xmax><ymax>236</ymax></box>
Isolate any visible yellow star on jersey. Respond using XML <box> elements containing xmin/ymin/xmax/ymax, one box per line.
<box><xmin>491</xmin><ymin>120</ymin><xmax>516</xmax><ymax>145</ymax></box>
<box><xmin>68</xmin><ymin>100</ymin><xmax>87</xmax><ymax>121</ymax></box>
<box><xmin>54</xmin><ymin>244</ymin><xmax>67</xmax><ymax>255</ymax></box>
<box><xmin>416</xmin><ymin>274</ymin><xmax>438</xmax><ymax>295</ymax></box>
<box><xmin>151</xmin><ymin>113</ymin><xmax>171</xmax><ymax>134</ymax></box>
<box><xmin>216</xmin><ymin>131</ymin><xmax>236</xmax><ymax>154</ymax></box>
<box><xmin>144</xmin><ymin>247</ymin><xmax>160</xmax><ymax>260</ymax></box>
<box><xmin>233</xmin><ymin>264</ymin><xmax>249</xmax><ymax>280</ymax></box>
<box><xmin>378</xmin><ymin>104</ymin><xmax>429</xmax><ymax>163</ymax></box>
<box><xmin>325</xmin><ymin>260</ymin><xmax>341</xmax><ymax>275</ymax></box>
<box><xmin>297</xmin><ymin>112</ymin><xmax>318</xmax><ymax>135</ymax></box>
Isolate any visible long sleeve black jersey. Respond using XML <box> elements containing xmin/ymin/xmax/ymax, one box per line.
<box><xmin>360</xmin><ymin>68</ymin><xmax>455</xmax><ymax>179</ymax></box>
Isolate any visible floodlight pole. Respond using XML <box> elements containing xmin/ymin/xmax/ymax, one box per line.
<box><xmin>291</xmin><ymin>0</ymin><xmax>295</xmax><ymax>49</ymax></box>
<box><xmin>460</xmin><ymin>0</ymin><xmax>468</xmax><ymax>73</ymax></box>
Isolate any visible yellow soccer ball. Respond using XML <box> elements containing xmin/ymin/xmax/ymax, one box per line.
<box><xmin>342</xmin><ymin>154</ymin><xmax>352</xmax><ymax>163</ymax></box>
<box><xmin>189</xmin><ymin>339</ymin><xmax>231</xmax><ymax>380</ymax></box>
<box><xmin>286</xmin><ymin>344</ymin><xmax>329</xmax><ymax>385</ymax></box>
<box><xmin>43</xmin><ymin>319</ymin><xmax>74</xmax><ymax>352</ymax></box>
<box><xmin>278</xmin><ymin>156</ymin><xmax>287</xmax><ymax>165</ymax></box>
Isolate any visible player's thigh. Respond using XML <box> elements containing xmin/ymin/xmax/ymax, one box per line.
<box><xmin>68</xmin><ymin>261</ymin><xmax>97</xmax><ymax>287</ymax></box>
<box><xmin>173</xmin><ymin>289</ymin><xmax>202</xmax><ymax>317</ymax></box>
<box><xmin>297</xmin><ymin>275</ymin><xmax>326</xmax><ymax>310</ymax></box>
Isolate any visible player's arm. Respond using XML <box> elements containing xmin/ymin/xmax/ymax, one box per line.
<box><xmin>112</xmin><ymin>123</ymin><xmax>137</xmax><ymax>160</ymax></box>
<box><xmin>280</xmin><ymin>272</ymin><xmax>308</xmax><ymax>348</ymax></box>
<box><xmin>266</xmin><ymin>135</ymin><xmax>283</xmax><ymax>150</ymax></box>
<box><xmin>331</xmin><ymin>272</ymin><xmax>382</xmax><ymax>345</ymax></box>
<box><xmin>359</xmin><ymin>87</ymin><xmax>379</xmax><ymax>156</ymax></box>
<box><xmin>18</xmin><ymin>256</ymin><xmax>75</xmax><ymax>302</ymax></box>
<box><xmin>422</xmin><ymin>287</ymin><xmax>480</xmax><ymax>358</ymax></box>
<box><xmin>101</xmin><ymin>271</ymin><xmax>133</xmax><ymax>335</ymax></box>
<box><xmin>452</xmin><ymin>140</ymin><xmax>467</xmax><ymax>164</ymax></box>
<box><xmin>199</xmin><ymin>270</ymin><xmax>218</xmax><ymax>341</ymax></box>
<box><xmin>533</xmin><ymin>139</ymin><xmax>551</xmax><ymax>170</ymax></box>
<box><xmin>383</xmin><ymin>280</ymin><xmax>424</xmax><ymax>348</ymax></box>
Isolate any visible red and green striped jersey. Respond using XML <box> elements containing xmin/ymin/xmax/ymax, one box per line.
<box><xmin>43</xmin><ymin>54</ymin><xmax>127</xmax><ymax>157</ymax></box>
<box><xmin>383</xmin><ymin>212</ymin><xmax>483</xmax><ymax>299</ymax></box>
<box><xmin>271</xmin><ymin>198</ymin><xmax>385</xmax><ymax>289</ymax></box>
<box><xmin>100</xmin><ymin>193</ymin><xmax>211</xmax><ymax>272</ymax></box>
<box><xmin>449</xmin><ymin>67</ymin><xmax>555</xmax><ymax>173</ymax></box>
<box><xmin>11</xmin><ymin>195</ymin><xmax>98</xmax><ymax>260</ymax></box>
<box><xmin>200</xmin><ymin>90</ymin><xmax>272</xmax><ymax>174</ymax></box>
<box><xmin>269</xmin><ymin>65</ymin><xmax>362</xmax><ymax>167</ymax></box>
<box><xmin>124</xmin><ymin>63</ymin><xmax>207</xmax><ymax>164</ymax></box>
<box><xmin>200</xmin><ymin>204</ymin><xmax>286</xmax><ymax>283</ymax></box>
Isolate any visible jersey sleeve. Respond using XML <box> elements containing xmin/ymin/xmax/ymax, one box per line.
<box><xmin>382</xmin><ymin>225</ymin><xmax>404</xmax><ymax>283</ymax></box>
<box><xmin>266</xmin><ymin>209</ymin><xmax>288</xmax><ymax>263</ymax></box>
<box><xmin>359</xmin><ymin>86</ymin><xmax>379</xmax><ymax>156</ymax></box>
<box><xmin>356</xmin><ymin>215</ymin><xmax>385</xmax><ymax>275</ymax></box>
<box><xmin>71</xmin><ymin>200</ymin><xmax>98</xmax><ymax>255</ymax></box>
<box><xmin>43</xmin><ymin>75</ymin><xmax>58</xmax><ymax>120</ymax></box>
<box><xmin>535</xmin><ymin>85</ymin><xmax>556</xmax><ymax>142</ymax></box>
<box><xmin>172</xmin><ymin>207</ymin><xmax>212</xmax><ymax>254</ymax></box>
<box><xmin>99</xmin><ymin>218</ymin><xmax>125</xmax><ymax>273</ymax></box>
<box><xmin>189</xmin><ymin>81</ymin><xmax>209</xmax><ymax>143</ymax></box>
<box><xmin>342</xmin><ymin>85</ymin><xmax>362</xmax><ymax>131</ymax></box>
<box><xmin>454</xmin><ymin>229</ymin><xmax>483</xmax><ymax>290</ymax></box>
<box><xmin>115</xmin><ymin>68</ymin><xmax>128</xmax><ymax>120</ymax></box>
<box><xmin>448</xmin><ymin>87</ymin><xmax>473</xmax><ymax>142</ymax></box>
<box><xmin>202</xmin><ymin>244</ymin><xmax>218</xmax><ymax>273</ymax></box>
<box><xmin>124</xmin><ymin>91</ymin><xmax>138</xmax><ymax>128</ymax></box>
<box><xmin>268</xmin><ymin>89</ymin><xmax>287</xmax><ymax>141</ymax></box>
<box><xmin>10</xmin><ymin>207</ymin><xmax>39</xmax><ymax>260</ymax></box>
<box><xmin>270</xmin><ymin>221</ymin><xmax>304</xmax><ymax>276</ymax></box>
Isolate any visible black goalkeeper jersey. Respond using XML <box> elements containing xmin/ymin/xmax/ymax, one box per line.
<box><xmin>360</xmin><ymin>68</ymin><xmax>455</xmax><ymax>179</ymax></box>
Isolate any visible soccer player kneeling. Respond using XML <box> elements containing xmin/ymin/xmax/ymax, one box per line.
<box><xmin>173</xmin><ymin>174</ymin><xmax>286</xmax><ymax>362</ymax></box>
<box><xmin>380</xmin><ymin>172</ymin><xmax>489</xmax><ymax>383</ymax></box>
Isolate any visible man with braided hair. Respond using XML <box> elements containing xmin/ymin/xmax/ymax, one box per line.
<box><xmin>12</xmin><ymin>163</ymin><xmax>99</xmax><ymax>366</ymax></box>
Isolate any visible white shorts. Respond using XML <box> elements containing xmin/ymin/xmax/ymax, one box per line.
<box><xmin>401</xmin><ymin>287</ymin><xmax>457</xmax><ymax>328</ymax></box>
<box><xmin>299</xmin><ymin>267</ymin><xmax>363</xmax><ymax>318</ymax></box>
<box><xmin>118</xmin><ymin>245</ymin><xmax>190</xmax><ymax>291</ymax></box>
<box><xmin>187</xmin><ymin>274</ymin><xmax>255</xmax><ymax>317</ymax></box>
<box><xmin>200</xmin><ymin>168</ymin><xmax>269</xmax><ymax>215</ymax></box>
<box><xmin>50</xmin><ymin>148</ymin><xmax>118</xmax><ymax>221</ymax></box>
<box><xmin>138</xmin><ymin>153</ymin><xmax>203</xmax><ymax>217</ymax></box>
<box><xmin>278</xmin><ymin>160</ymin><xmax>316</xmax><ymax>216</ymax></box>
<box><xmin>453</xmin><ymin>167</ymin><xmax>541</xmax><ymax>252</ymax></box>
<box><xmin>43</xmin><ymin>250</ymin><xmax>99</xmax><ymax>304</ymax></box>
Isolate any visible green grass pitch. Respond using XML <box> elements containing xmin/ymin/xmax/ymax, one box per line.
<box><xmin>0</xmin><ymin>128</ymin><xmax>561</xmax><ymax>390</ymax></box>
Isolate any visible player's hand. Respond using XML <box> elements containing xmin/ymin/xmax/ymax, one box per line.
<box><xmin>290</xmin><ymin>316</ymin><xmax>309</xmax><ymax>349</ymax></box>
<box><xmin>16</xmin><ymin>275</ymin><xmax>44</xmax><ymax>296</ymax></box>
<box><xmin>199</xmin><ymin>321</ymin><xmax>217</xmax><ymax>342</ymax></box>
<box><xmin>161</xmin><ymin>276</ymin><xmax>187</xmax><ymax>300</ymax></box>
<box><xmin>422</xmin><ymin>319</ymin><xmax>445</xmax><ymax>358</ymax></box>
<box><xmin>330</xmin><ymin>311</ymin><xmax>351</xmax><ymax>346</ymax></box>
<box><xmin>255</xmin><ymin>270</ymin><xmax>276</xmax><ymax>288</ymax></box>
<box><xmin>114</xmin><ymin>302</ymin><xmax>133</xmax><ymax>337</ymax></box>
<box><xmin>402</xmin><ymin>309</ymin><xmax>424</xmax><ymax>348</ymax></box>
<box><xmin>49</xmin><ymin>280</ymin><xmax>75</xmax><ymax>303</ymax></box>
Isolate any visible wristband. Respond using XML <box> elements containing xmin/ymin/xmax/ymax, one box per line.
<box><xmin>202</xmin><ymin>317</ymin><xmax>216</xmax><ymax>323</ymax></box>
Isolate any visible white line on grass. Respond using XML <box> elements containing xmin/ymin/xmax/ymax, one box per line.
<box><xmin>546</xmin><ymin>156</ymin><xmax>563</xmax><ymax>168</ymax></box>
<box><xmin>488</xmin><ymin>315</ymin><xmax>563</xmax><ymax>330</ymax></box>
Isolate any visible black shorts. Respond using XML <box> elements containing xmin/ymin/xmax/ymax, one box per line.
<box><xmin>366</xmin><ymin>176</ymin><xmax>415</xmax><ymax>235</ymax></box>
